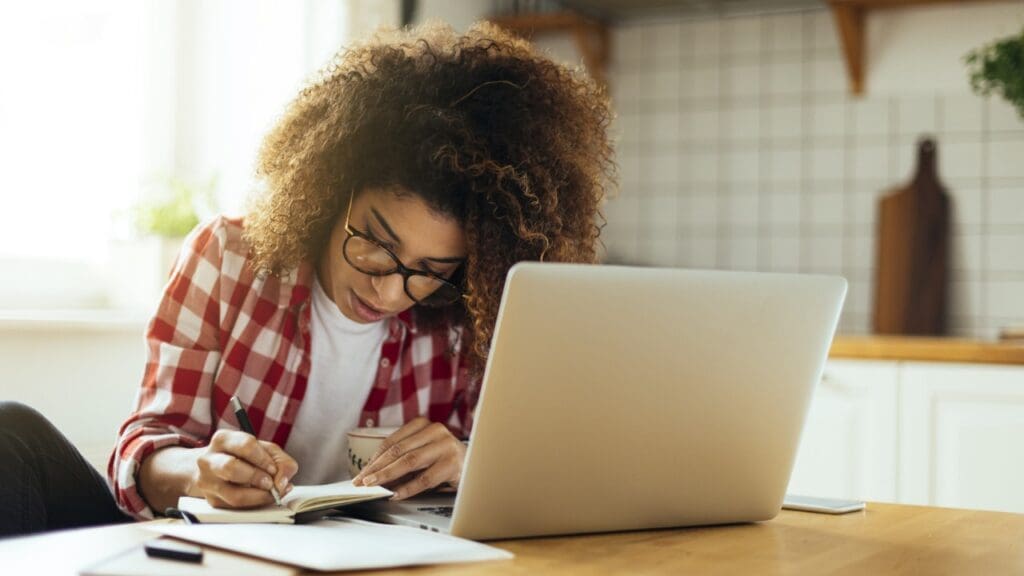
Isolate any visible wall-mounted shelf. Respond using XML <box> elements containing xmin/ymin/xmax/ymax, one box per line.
<box><xmin>487</xmin><ymin>11</ymin><xmax>610</xmax><ymax>88</ymax></box>
<box><xmin>828</xmin><ymin>0</ymin><xmax>998</xmax><ymax>95</ymax></box>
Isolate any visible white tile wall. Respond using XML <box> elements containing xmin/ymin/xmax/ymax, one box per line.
<box><xmin>943</xmin><ymin>94</ymin><xmax>985</xmax><ymax>133</ymax></box>
<box><xmin>942</xmin><ymin>140</ymin><xmax>984</xmax><ymax>180</ymax></box>
<box><xmin>809</xmin><ymin>100</ymin><xmax>849</xmax><ymax>138</ymax></box>
<box><xmin>810</xmin><ymin>189</ymin><xmax>845</xmax><ymax>226</ymax></box>
<box><xmin>770</xmin><ymin>234</ymin><xmax>801</xmax><ymax>271</ymax></box>
<box><xmin>988</xmin><ymin>139</ymin><xmax>1024</xmax><ymax>178</ymax></box>
<box><xmin>767</xmin><ymin>13</ymin><xmax>804</xmax><ymax>54</ymax></box>
<box><xmin>948</xmin><ymin>186</ymin><xmax>984</xmax><ymax>233</ymax></box>
<box><xmin>989</xmin><ymin>97</ymin><xmax>1024</xmax><ymax>133</ymax></box>
<box><xmin>602</xmin><ymin>9</ymin><xmax>1024</xmax><ymax>339</ymax></box>
<box><xmin>767</xmin><ymin>189</ymin><xmax>801</xmax><ymax>226</ymax></box>
<box><xmin>988</xmin><ymin>234</ymin><xmax>1024</xmax><ymax>273</ymax></box>
<box><xmin>898</xmin><ymin>95</ymin><xmax>938</xmax><ymax>136</ymax></box>
<box><xmin>767</xmin><ymin>60</ymin><xmax>803</xmax><ymax>96</ymax></box>
<box><xmin>988</xmin><ymin>186</ymin><xmax>1024</xmax><ymax>226</ymax></box>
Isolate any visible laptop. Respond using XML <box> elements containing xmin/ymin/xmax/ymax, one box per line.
<box><xmin>354</xmin><ymin>262</ymin><xmax>847</xmax><ymax>540</ymax></box>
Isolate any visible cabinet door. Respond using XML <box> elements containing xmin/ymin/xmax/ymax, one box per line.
<box><xmin>900</xmin><ymin>362</ymin><xmax>1024</xmax><ymax>513</ymax></box>
<box><xmin>787</xmin><ymin>359</ymin><xmax>899</xmax><ymax>501</ymax></box>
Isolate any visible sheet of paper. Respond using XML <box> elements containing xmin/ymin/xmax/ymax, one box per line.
<box><xmin>149</xmin><ymin>517</ymin><xmax>513</xmax><ymax>572</ymax></box>
<box><xmin>80</xmin><ymin>539</ymin><xmax>297</xmax><ymax>576</ymax></box>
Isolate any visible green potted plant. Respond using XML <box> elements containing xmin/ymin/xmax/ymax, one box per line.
<box><xmin>965</xmin><ymin>26</ymin><xmax>1024</xmax><ymax>120</ymax></box>
<box><xmin>133</xmin><ymin>176</ymin><xmax>217</xmax><ymax>239</ymax></box>
<box><xmin>133</xmin><ymin>175</ymin><xmax>217</xmax><ymax>276</ymax></box>
<box><xmin>109</xmin><ymin>175</ymin><xmax>217</xmax><ymax>309</ymax></box>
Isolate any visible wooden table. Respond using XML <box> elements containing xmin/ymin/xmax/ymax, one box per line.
<box><xmin>3</xmin><ymin>503</ymin><xmax>1023</xmax><ymax>575</ymax></box>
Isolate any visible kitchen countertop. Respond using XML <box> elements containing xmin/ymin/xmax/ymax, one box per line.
<box><xmin>830</xmin><ymin>335</ymin><xmax>1024</xmax><ymax>365</ymax></box>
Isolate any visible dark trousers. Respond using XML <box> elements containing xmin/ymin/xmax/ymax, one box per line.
<box><xmin>0</xmin><ymin>401</ymin><xmax>131</xmax><ymax>538</ymax></box>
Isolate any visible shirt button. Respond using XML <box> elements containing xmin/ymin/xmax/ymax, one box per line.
<box><xmin>365</xmin><ymin>418</ymin><xmax>375</xmax><ymax>427</ymax></box>
<box><xmin>380</xmin><ymin>358</ymin><xmax>390</xmax><ymax>368</ymax></box>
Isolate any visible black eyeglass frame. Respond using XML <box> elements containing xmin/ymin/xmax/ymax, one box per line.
<box><xmin>341</xmin><ymin>196</ymin><xmax>464</xmax><ymax>307</ymax></box>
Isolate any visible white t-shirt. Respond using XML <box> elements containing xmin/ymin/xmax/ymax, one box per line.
<box><xmin>285</xmin><ymin>277</ymin><xmax>388</xmax><ymax>485</ymax></box>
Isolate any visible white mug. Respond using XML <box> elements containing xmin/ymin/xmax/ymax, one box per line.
<box><xmin>346</xmin><ymin>426</ymin><xmax>399</xmax><ymax>478</ymax></box>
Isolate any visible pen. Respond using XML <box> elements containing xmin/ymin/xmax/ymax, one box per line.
<box><xmin>229</xmin><ymin>395</ymin><xmax>283</xmax><ymax>506</ymax></box>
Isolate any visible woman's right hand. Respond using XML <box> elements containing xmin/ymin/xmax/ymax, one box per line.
<box><xmin>190</xmin><ymin>430</ymin><xmax>299</xmax><ymax>508</ymax></box>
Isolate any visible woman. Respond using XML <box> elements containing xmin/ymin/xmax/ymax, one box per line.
<box><xmin>0</xmin><ymin>21</ymin><xmax>613</xmax><ymax>536</ymax></box>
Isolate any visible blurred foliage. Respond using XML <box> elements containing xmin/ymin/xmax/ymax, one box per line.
<box><xmin>966</xmin><ymin>27</ymin><xmax>1024</xmax><ymax>120</ymax></box>
<box><xmin>134</xmin><ymin>176</ymin><xmax>217</xmax><ymax>238</ymax></box>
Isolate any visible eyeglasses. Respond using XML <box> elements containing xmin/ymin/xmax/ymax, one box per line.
<box><xmin>342</xmin><ymin>197</ymin><xmax>463</xmax><ymax>307</ymax></box>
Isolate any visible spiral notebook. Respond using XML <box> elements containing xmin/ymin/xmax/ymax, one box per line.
<box><xmin>176</xmin><ymin>480</ymin><xmax>392</xmax><ymax>524</ymax></box>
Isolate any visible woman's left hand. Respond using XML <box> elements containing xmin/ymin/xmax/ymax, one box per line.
<box><xmin>352</xmin><ymin>417</ymin><xmax>467</xmax><ymax>500</ymax></box>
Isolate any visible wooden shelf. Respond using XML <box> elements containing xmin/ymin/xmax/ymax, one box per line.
<box><xmin>487</xmin><ymin>11</ymin><xmax>610</xmax><ymax>88</ymax></box>
<box><xmin>830</xmin><ymin>335</ymin><xmax>1024</xmax><ymax>365</ymax></box>
<box><xmin>827</xmin><ymin>0</ymin><xmax>998</xmax><ymax>95</ymax></box>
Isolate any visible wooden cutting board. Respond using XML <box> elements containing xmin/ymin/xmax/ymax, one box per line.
<box><xmin>872</xmin><ymin>139</ymin><xmax>949</xmax><ymax>335</ymax></box>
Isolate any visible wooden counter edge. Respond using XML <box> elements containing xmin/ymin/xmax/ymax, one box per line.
<box><xmin>830</xmin><ymin>335</ymin><xmax>1024</xmax><ymax>365</ymax></box>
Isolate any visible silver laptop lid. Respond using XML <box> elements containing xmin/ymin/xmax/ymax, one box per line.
<box><xmin>451</xmin><ymin>263</ymin><xmax>847</xmax><ymax>540</ymax></box>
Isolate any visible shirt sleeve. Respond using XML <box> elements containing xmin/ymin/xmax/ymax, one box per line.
<box><xmin>107</xmin><ymin>218</ymin><xmax>228</xmax><ymax>519</ymax></box>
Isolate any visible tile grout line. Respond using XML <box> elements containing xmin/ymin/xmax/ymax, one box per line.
<box><xmin>716</xmin><ymin>20</ymin><xmax>731</xmax><ymax>270</ymax></box>
<box><xmin>636</xmin><ymin>27</ymin><xmax>653</xmax><ymax>264</ymax></box>
<box><xmin>676</xmin><ymin>19</ymin><xmax>694</xmax><ymax>269</ymax></box>
<box><xmin>798</xmin><ymin>11</ymin><xmax>813</xmax><ymax>275</ymax></box>
<box><xmin>757</xmin><ymin>12</ymin><xmax>772</xmax><ymax>272</ymax></box>
<box><xmin>980</xmin><ymin>97</ymin><xmax>990</xmax><ymax>338</ymax></box>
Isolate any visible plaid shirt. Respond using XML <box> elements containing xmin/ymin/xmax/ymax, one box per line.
<box><xmin>107</xmin><ymin>216</ymin><xmax>479</xmax><ymax>519</ymax></box>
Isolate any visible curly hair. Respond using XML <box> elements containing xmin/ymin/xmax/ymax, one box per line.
<box><xmin>245</xmin><ymin>20</ymin><xmax>615</xmax><ymax>372</ymax></box>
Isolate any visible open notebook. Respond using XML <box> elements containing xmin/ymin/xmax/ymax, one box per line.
<box><xmin>177</xmin><ymin>480</ymin><xmax>393</xmax><ymax>524</ymax></box>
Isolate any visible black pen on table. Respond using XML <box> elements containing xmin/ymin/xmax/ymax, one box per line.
<box><xmin>229</xmin><ymin>395</ymin><xmax>283</xmax><ymax>506</ymax></box>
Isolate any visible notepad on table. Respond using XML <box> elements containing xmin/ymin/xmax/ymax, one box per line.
<box><xmin>150</xmin><ymin>517</ymin><xmax>513</xmax><ymax>572</ymax></box>
<box><xmin>176</xmin><ymin>480</ymin><xmax>392</xmax><ymax>524</ymax></box>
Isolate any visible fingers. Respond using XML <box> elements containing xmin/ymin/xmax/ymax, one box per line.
<box><xmin>353</xmin><ymin>419</ymin><xmax>439</xmax><ymax>486</ymax></box>
<box><xmin>196</xmin><ymin>453</ymin><xmax>287</xmax><ymax>509</ymax></box>
<box><xmin>260</xmin><ymin>440</ymin><xmax>299</xmax><ymax>493</ymax></box>
<box><xmin>391</xmin><ymin>460</ymin><xmax>458</xmax><ymax>500</ymax></box>
<box><xmin>362</xmin><ymin>442</ymin><xmax>445</xmax><ymax>488</ymax></box>
<box><xmin>211</xmin><ymin>430</ymin><xmax>278</xmax><ymax>477</ymax></box>
<box><xmin>371</xmin><ymin>418</ymin><xmax>432</xmax><ymax>462</ymax></box>
<box><xmin>353</xmin><ymin>421</ymin><xmax>467</xmax><ymax>500</ymax></box>
<box><xmin>205</xmin><ymin>485</ymin><xmax>278</xmax><ymax>509</ymax></box>
<box><xmin>203</xmin><ymin>451</ymin><xmax>275</xmax><ymax>490</ymax></box>
<box><xmin>380</xmin><ymin>440</ymin><xmax>464</xmax><ymax>500</ymax></box>
<box><xmin>196</xmin><ymin>431</ymin><xmax>300</xmax><ymax>509</ymax></box>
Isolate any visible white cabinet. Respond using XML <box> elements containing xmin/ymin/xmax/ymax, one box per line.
<box><xmin>788</xmin><ymin>358</ymin><xmax>1024</xmax><ymax>513</ymax></box>
<box><xmin>787</xmin><ymin>360</ymin><xmax>899</xmax><ymax>502</ymax></box>
<box><xmin>899</xmin><ymin>362</ymin><xmax>1024</xmax><ymax>513</ymax></box>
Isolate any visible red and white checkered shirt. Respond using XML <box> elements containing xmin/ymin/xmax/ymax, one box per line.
<box><xmin>107</xmin><ymin>216</ymin><xmax>479</xmax><ymax>519</ymax></box>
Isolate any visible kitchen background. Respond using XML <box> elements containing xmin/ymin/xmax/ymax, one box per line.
<box><xmin>598</xmin><ymin>3</ymin><xmax>1024</xmax><ymax>341</ymax></box>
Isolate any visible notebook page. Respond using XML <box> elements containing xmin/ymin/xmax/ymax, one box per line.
<box><xmin>282</xmin><ymin>480</ymin><xmax>392</xmax><ymax>512</ymax></box>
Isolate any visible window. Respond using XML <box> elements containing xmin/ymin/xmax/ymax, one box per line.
<box><xmin>0</xmin><ymin>0</ymin><xmax>395</xmax><ymax>310</ymax></box>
